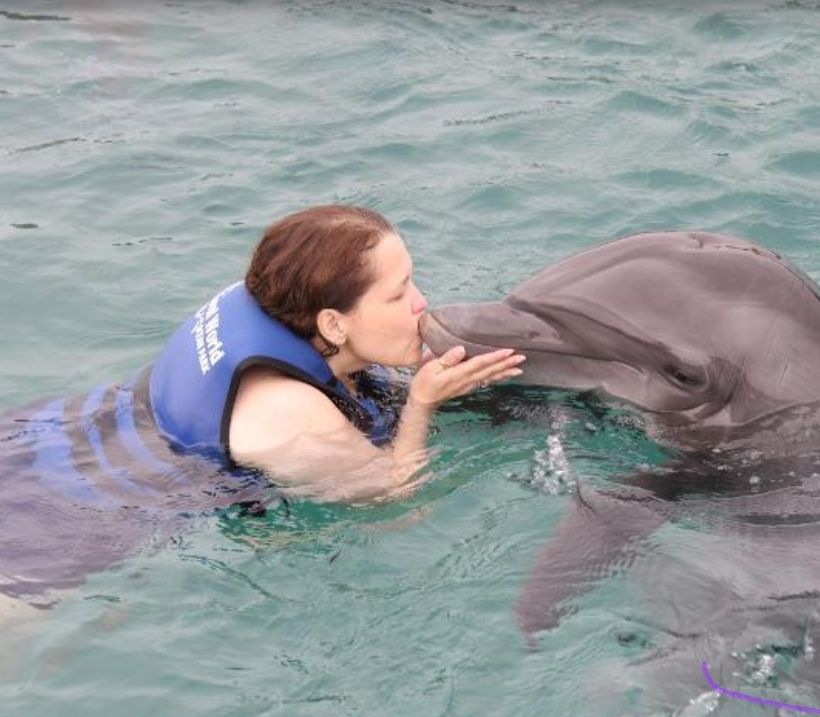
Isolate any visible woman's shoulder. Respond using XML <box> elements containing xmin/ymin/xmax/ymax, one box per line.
<box><xmin>236</xmin><ymin>367</ymin><xmax>332</xmax><ymax>402</ymax></box>
<box><xmin>229</xmin><ymin>368</ymin><xmax>350</xmax><ymax>455</ymax></box>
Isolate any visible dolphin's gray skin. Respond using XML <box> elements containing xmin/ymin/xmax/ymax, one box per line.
<box><xmin>421</xmin><ymin>231</ymin><xmax>820</xmax><ymax>448</ymax></box>
<box><xmin>421</xmin><ymin>231</ymin><xmax>820</xmax><ymax>655</ymax></box>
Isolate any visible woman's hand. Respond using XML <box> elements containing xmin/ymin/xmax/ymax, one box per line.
<box><xmin>408</xmin><ymin>345</ymin><xmax>526</xmax><ymax>408</ymax></box>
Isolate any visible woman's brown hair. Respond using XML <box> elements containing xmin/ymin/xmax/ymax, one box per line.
<box><xmin>245</xmin><ymin>205</ymin><xmax>394</xmax><ymax>353</ymax></box>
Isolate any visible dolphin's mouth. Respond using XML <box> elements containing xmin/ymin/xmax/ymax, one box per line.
<box><xmin>420</xmin><ymin>300</ymin><xmax>567</xmax><ymax>358</ymax></box>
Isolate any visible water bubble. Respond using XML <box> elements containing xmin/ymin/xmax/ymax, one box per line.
<box><xmin>730</xmin><ymin>641</ymin><xmax>807</xmax><ymax>689</ymax></box>
<box><xmin>805</xmin><ymin>633</ymin><xmax>815</xmax><ymax>662</ymax></box>
<box><xmin>674</xmin><ymin>690</ymin><xmax>720</xmax><ymax>717</ymax></box>
<box><xmin>530</xmin><ymin>433</ymin><xmax>574</xmax><ymax>494</ymax></box>
<box><xmin>755</xmin><ymin>653</ymin><xmax>777</xmax><ymax>681</ymax></box>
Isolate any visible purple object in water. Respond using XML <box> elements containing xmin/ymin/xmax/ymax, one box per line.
<box><xmin>701</xmin><ymin>661</ymin><xmax>820</xmax><ymax>715</ymax></box>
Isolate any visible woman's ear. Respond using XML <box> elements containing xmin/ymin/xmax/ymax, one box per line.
<box><xmin>315</xmin><ymin>308</ymin><xmax>347</xmax><ymax>346</ymax></box>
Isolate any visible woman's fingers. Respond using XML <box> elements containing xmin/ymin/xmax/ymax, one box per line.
<box><xmin>436</xmin><ymin>349</ymin><xmax>526</xmax><ymax>396</ymax></box>
<box><xmin>450</xmin><ymin>351</ymin><xmax>525</xmax><ymax>383</ymax></box>
<box><xmin>457</xmin><ymin>370</ymin><xmax>522</xmax><ymax>396</ymax></box>
<box><xmin>435</xmin><ymin>345</ymin><xmax>467</xmax><ymax>371</ymax></box>
<box><xmin>456</xmin><ymin>347</ymin><xmax>516</xmax><ymax>371</ymax></box>
<box><xmin>472</xmin><ymin>356</ymin><xmax>526</xmax><ymax>384</ymax></box>
<box><xmin>474</xmin><ymin>367</ymin><xmax>524</xmax><ymax>389</ymax></box>
<box><xmin>411</xmin><ymin>346</ymin><xmax>526</xmax><ymax>405</ymax></box>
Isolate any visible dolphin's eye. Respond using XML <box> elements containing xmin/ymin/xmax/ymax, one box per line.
<box><xmin>662</xmin><ymin>365</ymin><xmax>701</xmax><ymax>388</ymax></box>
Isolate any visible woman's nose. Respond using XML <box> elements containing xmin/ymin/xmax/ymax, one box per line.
<box><xmin>411</xmin><ymin>284</ymin><xmax>428</xmax><ymax>315</ymax></box>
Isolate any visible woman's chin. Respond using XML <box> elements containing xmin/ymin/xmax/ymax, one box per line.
<box><xmin>382</xmin><ymin>348</ymin><xmax>423</xmax><ymax>368</ymax></box>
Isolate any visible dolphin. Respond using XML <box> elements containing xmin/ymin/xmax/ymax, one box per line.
<box><xmin>420</xmin><ymin>231</ymin><xmax>820</xmax><ymax>649</ymax></box>
<box><xmin>421</xmin><ymin>231</ymin><xmax>820</xmax><ymax>448</ymax></box>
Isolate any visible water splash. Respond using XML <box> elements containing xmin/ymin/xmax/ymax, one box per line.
<box><xmin>702</xmin><ymin>661</ymin><xmax>820</xmax><ymax>715</ymax></box>
<box><xmin>674</xmin><ymin>690</ymin><xmax>720</xmax><ymax>717</ymax></box>
<box><xmin>530</xmin><ymin>432</ymin><xmax>574</xmax><ymax>494</ymax></box>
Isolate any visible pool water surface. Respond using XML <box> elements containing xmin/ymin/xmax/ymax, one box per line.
<box><xmin>2</xmin><ymin>1</ymin><xmax>820</xmax><ymax>715</ymax></box>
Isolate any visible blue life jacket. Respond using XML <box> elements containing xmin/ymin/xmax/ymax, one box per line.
<box><xmin>149</xmin><ymin>282</ymin><xmax>398</xmax><ymax>459</ymax></box>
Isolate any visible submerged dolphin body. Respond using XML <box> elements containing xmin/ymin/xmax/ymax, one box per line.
<box><xmin>0</xmin><ymin>388</ymin><xmax>279</xmax><ymax>603</ymax></box>
<box><xmin>421</xmin><ymin>231</ymin><xmax>820</xmax><ymax>447</ymax></box>
<box><xmin>421</xmin><ymin>232</ymin><xmax>820</xmax><ymax>652</ymax></box>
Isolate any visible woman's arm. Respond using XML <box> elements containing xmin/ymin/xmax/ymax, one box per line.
<box><xmin>228</xmin><ymin>346</ymin><xmax>524</xmax><ymax>503</ymax></box>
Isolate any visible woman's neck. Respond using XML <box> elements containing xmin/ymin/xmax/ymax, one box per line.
<box><xmin>311</xmin><ymin>337</ymin><xmax>367</xmax><ymax>388</ymax></box>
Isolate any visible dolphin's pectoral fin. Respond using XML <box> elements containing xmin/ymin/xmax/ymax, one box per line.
<box><xmin>516</xmin><ymin>486</ymin><xmax>666</xmax><ymax>639</ymax></box>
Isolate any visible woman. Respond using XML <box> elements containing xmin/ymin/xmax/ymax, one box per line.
<box><xmin>0</xmin><ymin>205</ymin><xmax>523</xmax><ymax>616</ymax></box>
<box><xmin>150</xmin><ymin>205</ymin><xmax>526</xmax><ymax>503</ymax></box>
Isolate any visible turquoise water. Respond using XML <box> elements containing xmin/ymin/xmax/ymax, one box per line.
<box><xmin>2</xmin><ymin>1</ymin><xmax>820</xmax><ymax>714</ymax></box>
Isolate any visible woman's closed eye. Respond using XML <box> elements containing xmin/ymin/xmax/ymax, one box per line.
<box><xmin>390</xmin><ymin>278</ymin><xmax>410</xmax><ymax>302</ymax></box>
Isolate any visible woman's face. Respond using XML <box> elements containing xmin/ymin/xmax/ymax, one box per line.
<box><xmin>342</xmin><ymin>232</ymin><xmax>428</xmax><ymax>368</ymax></box>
